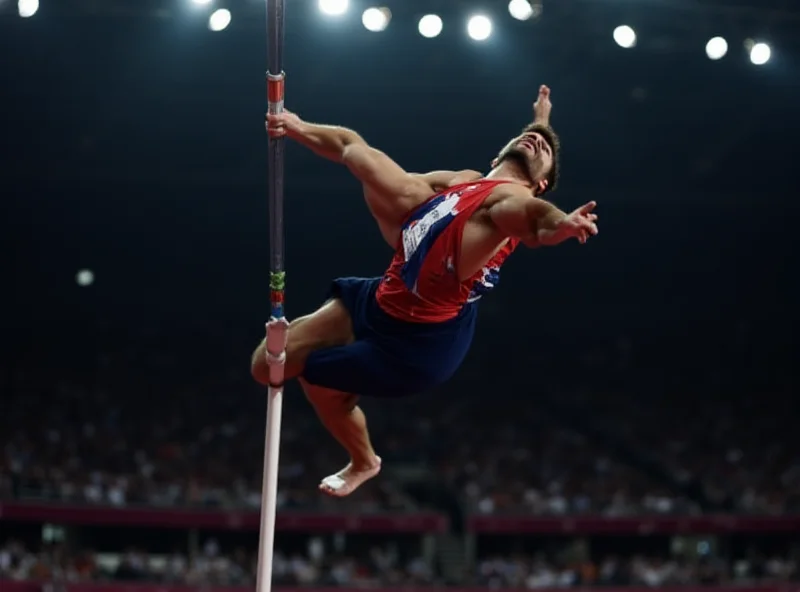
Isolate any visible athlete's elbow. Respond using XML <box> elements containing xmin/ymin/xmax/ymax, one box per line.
<box><xmin>340</xmin><ymin>128</ymin><xmax>366</xmax><ymax>148</ymax></box>
<box><xmin>337</xmin><ymin>130</ymin><xmax>368</xmax><ymax>157</ymax></box>
<box><xmin>298</xmin><ymin>126</ymin><xmax>364</xmax><ymax>163</ymax></box>
<box><xmin>342</xmin><ymin>141</ymin><xmax>375</xmax><ymax>167</ymax></box>
<box><xmin>341</xmin><ymin>143</ymin><xmax>360</xmax><ymax>165</ymax></box>
<box><xmin>341</xmin><ymin>144</ymin><xmax>385</xmax><ymax>183</ymax></box>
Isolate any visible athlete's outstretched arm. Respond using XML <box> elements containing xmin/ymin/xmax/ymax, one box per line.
<box><xmin>266</xmin><ymin>110</ymin><xmax>428</xmax><ymax>200</ymax></box>
<box><xmin>488</xmin><ymin>184</ymin><xmax>598</xmax><ymax>246</ymax></box>
<box><xmin>266</xmin><ymin>110</ymin><xmax>365</xmax><ymax>162</ymax></box>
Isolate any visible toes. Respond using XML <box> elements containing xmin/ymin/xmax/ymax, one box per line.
<box><xmin>319</xmin><ymin>482</ymin><xmax>348</xmax><ymax>497</ymax></box>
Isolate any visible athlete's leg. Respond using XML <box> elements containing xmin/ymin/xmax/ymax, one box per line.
<box><xmin>250</xmin><ymin>298</ymin><xmax>353</xmax><ymax>385</ymax></box>
<box><xmin>299</xmin><ymin>378</ymin><xmax>381</xmax><ymax>497</ymax></box>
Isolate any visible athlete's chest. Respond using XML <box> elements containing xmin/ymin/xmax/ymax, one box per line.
<box><xmin>457</xmin><ymin>217</ymin><xmax>511</xmax><ymax>282</ymax></box>
<box><xmin>401</xmin><ymin>193</ymin><xmax>464</xmax><ymax>262</ymax></box>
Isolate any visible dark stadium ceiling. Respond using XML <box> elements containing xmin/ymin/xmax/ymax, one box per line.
<box><xmin>4</xmin><ymin>0</ymin><xmax>800</xmax><ymax>22</ymax></box>
<box><xmin>3</xmin><ymin>0</ymin><xmax>799</xmax><ymax>50</ymax></box>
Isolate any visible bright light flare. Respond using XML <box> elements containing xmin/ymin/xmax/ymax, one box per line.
<box><xmin>750</xmin><ymin>42</ymin><xmax>771</xmax><ymax>65</ymax></box>
<box><xmin>508</xmin><ymin>0</ymin><xmax>533</xmax><ymax>21</ymax></box>
<box><xmin>362</xmin><ymin>7</ymin><xmax>391</xmax><ymax>32</ymax></box>
<box><xmin>318</xmin><ymin>0</ymin><xmax>348</xmax><ymax>16</ymax></box>
<box><xmin>418</xmin><ymin>14</ymin><xmax>443</xmax><ymax>38</ymax></box>
<box><xmin>18</xmin><ymin>0</ymin><xmax>39</xmax><ymax>18</ymax></box>
<box><xmin>208</xmin><ymin>8</ymin><xmax>231</xmax><ymax>31</ymax></box>
<box><xmin>705</xmin><ymin>37</ymin><xmax>728</xmax><ymax>60</ymax></box>
<box><xmin>467</xmin><ymin>15</ymin><xmax>492</xmax><ymax>41</ymax></box>
<box><xmin>613</xmin><ymin>25</ymin><xmax>636</xmax><ymax>48</ymax></box>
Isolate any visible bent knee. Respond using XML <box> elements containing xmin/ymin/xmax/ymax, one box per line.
<box><xmin>250</xmin><ymin>339</ymin><xmax>304</xmax><ymax>386</ymax></box>
<box><xmin>250</xmin><ymin>339</ymin><xmax>269</xmax><ymax>385</ymax></box>
<box><xmin>250</xmin><ymin>301</ymin><xmax>352</xmax><ymax>386</ymax></box>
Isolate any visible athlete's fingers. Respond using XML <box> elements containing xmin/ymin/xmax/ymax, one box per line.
<box><xmin>582</xmin><ymin>220</ymin><xmax>598</xmax><ymax>235</ymax></box>
<box><xmin>534</xmin><ymin>85</ymin><xmax>552</xmax><ymax>122</ymax></box>
<box><xmin>265</xmin><ymin>114</ymin><xmax>287</xmax><ymax>135</ymax></box>
<box><xmin>579</xmin><ymin>201</ymin><xmax>597</xmax><ymax>214</ymax></box>
<box><xmin>266</xmin><ymin>112</ymin><xmax>290</xmax><ymax>126</ymax></box>
<box><xmin>576</xmin><ymin>217</ymin><xmax>597</xmax><ymax>235</ymax></box>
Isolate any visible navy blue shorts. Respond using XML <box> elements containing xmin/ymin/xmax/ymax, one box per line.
<box><xmin>302</xmin><ymin>277</ymin><xmax>477</xmax><ymax>398</ymax></box>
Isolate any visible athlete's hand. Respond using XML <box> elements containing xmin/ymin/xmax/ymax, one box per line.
<box><xmin>562</xmin><ymin>201</ymin><xmax>599</xmax><ymax>244</ymax></box>
<box><xmin>533</xmin><ymin>85</ymin><xmax>552</xmax><ymax>126</ymax></box>
<box><xmin>266</xmin><ymin>109</ymin><xmax>303</xmax><ymax>138</ymax></box>
<box><xmin>538</xmin><ymin>201</ymin><xmax>598</xmax><ymax>246</ymax></box>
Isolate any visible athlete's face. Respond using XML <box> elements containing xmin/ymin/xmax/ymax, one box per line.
<box><xmin>493</xmin><ymin>131</ymin><xmax>554</xmax><ymax>194</ymax></box>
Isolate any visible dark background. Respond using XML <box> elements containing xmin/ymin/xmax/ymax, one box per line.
<box><xmin>1</xmin><ymin>0</ymin><xmax>798</xmax><ymax>344</ymax></box>
<box><xmin>2</xmin><ymin>0</ymin><xmax>800</xmax><ymax>587</ymax></box>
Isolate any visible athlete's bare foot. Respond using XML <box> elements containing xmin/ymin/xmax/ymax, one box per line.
<box><xmin>319</xmin><ymin>456</ymin><xmax>382</xmax><ymax>497</ymax></box>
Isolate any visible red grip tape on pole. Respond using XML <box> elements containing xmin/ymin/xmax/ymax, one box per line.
<box><xmin>267</xmin><ymin>73</ymin><xmax>285</xmax><ymax>106</ymax></box>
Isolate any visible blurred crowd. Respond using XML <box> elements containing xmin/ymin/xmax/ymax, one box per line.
<box><xmin>1</xmin><ymin>323</ymin><xmax>797</xmax><ymax>515</ymax></box>
<box><xmin>476</xmin><ymin>552</ymin><xmax>800</xmax><ymax>588</ymax></box>
<box><xmin>0</xmin><ymin>330</ymin><xmax>417</xmax><ymax>514</ymax></box>
<box><xmin>3</xmin><ymin>538</ymin><xmax>799</xmax><ymax>588</ymax></box>
<box><xmin>436</xmin><ymin>402</ymin><xmax>696</xmax><ymax>516</ymax></box>
<box><xmin>543</xmin><ymin>325</ymin><xmax>800</xmax><ymax>515</ymax></box>
<box><xmin>0</xmin><ymin>539</ymin><xmax>431</xmax><ymax>586</ymax></box>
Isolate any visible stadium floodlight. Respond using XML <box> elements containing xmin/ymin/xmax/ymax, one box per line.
<box><xmin>418</xmin><ymin>14</ymin><xmax>443</xmax><ymax>38</ymax></box>
<box><xmin>18</xmin><ymin>0</ymin><xmax>39</xmax><ymax>18</ymax></box>
<box><xmin>76</xmin><ymin>269</ymin><xmax>95</xmax><ymax>287</ymax></box>
<box><xmin>192</xmin><ymin>0</ymin><xmax>213</xmax><ymax>5</ymax></box>
<box><xmin>467</xmin><ymin>15</ymin><xmax>492</xmax><ymax>41</ymax></box>
<box><xmin>749</xmin><ymin>42</ymin><xmax>771</xmax><ymax>65</ymax></box>
<box><xmin>613</xmin><ymin>25</ymin><xmax>636</xmax><ymax>48</ymax></box>
<box><xmin>318</xmin><ymin>0</ymin><xmax>348</xmax><ymax>16</ymax></box>
<box><xmin>508</xmin><ymin>0</ymin><xmax>533</xmax><ymax>21</ymax></box>
<box><xmin>208</xmin><ymin>8</ymin><xmax>231</xmax><ymax>31</ymax></box>
<box><xmin>705</xmin><ymin>37</ymin><xmax>728</xmax><ymax>60</ymax></box>
<box><xmin>362</xmin><ymin>7</ymin><xmax>390</xmax><ymax>32</ymax></box>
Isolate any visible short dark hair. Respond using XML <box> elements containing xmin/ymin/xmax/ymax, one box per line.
<box><xmin>522</xmin><ymin>122</ymin><xmax>560</xmax><ymax>196</ymax></box>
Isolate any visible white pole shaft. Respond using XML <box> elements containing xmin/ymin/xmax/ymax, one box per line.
<box><xmin>255</xmin><ymin>385</ymin><xmax>283</xmax><ymax>592</ymax></box>
<box><xmin>255</xmin><ymin>317</ymin><xmax>288</xmax><ymax>592</ymax></box>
